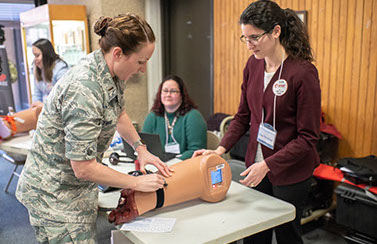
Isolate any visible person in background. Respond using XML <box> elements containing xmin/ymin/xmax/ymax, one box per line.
<box><xmin>31</xmin><ymin>38</ymin><xmax>69</xmax><ymax>107</ymax></box>
<box><xmin>0</xmin><ymin>39</ymin><xmax>69</xmax><ymax>142</ymax></box>
<box><xmin>143</xmin><ymin>75</ymin><xmax>207</xmax><ymax>160</ymax></box>
<box><xmin>0</xmin><ymin>40</ymin><xmax>68</xmax><ymax>141</ymax></box>
<box><xmin>16</xmin><ymin>14</ymin><xmax>173</xmax><ymax>244</ymax></box>
<box><xmin>193</xmin><ymin>0</ymin><xmax>321</xmax><ymax>243</ymax></box>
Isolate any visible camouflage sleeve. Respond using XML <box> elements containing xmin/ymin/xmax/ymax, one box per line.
<box><xmin>61</xmin><ymin>82</ymin><xmax>103</xmax><ymax>161</ymax></box>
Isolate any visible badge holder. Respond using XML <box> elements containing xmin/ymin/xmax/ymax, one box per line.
<box><xmin>164</xmin><ymin>113</ymin><xmax>181</xmax><ymax>154</ymax></box>
<box><xmin>257</xmin><ymin>123</ymin><xmax>277</xmax><ymax>150</ymax></box>
<box><xmin>165</xmin><ymin>142</ymin><xmax>180</xmax><ymax>154</ymax></box>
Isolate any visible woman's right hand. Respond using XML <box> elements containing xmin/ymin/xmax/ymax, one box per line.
<box><xmin>134</xmin><ymin>173</ymin><xmax>165</xmax><ymax>192</ymax></box>
<box><xmin>192</xmin><ymin>149</ymin><xmax>216</xmax><ymax>157</ymax></box>
<box><xmin>31</xmin><ymin>101</ymin><xmax>43</xmax><ymax>108</ymax></box>
<box><xmin>192</xmin><ymin>146</ymin><xmax>226</xmax><ymax>158</ymax></box>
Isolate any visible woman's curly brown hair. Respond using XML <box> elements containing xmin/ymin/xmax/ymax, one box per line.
<box><xmin>151</xmin><ymin>75</ymin><xmax>197</xmax><ymax>117</ymax></box>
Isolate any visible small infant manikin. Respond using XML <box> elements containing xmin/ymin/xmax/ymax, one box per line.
<box><xmin>109</xmin><ymin>154</ymin><xmax>232</xmax><ymax>225</ymax></box>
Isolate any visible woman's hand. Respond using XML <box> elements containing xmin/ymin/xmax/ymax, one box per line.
<box><xmin>192</xmin><ymin>149</ymin><xmax>215</xmax><ymax>157</ymax></box>
<box><xmin>239</xmin><ymin>160</ymin><xmax>270</xmax><ymax>188</ymax></box>
<box><xmin>31</xmin><ymin>101</ymin><xmax>43</xmax><ymax>108</ymax></box>
<box><xmin>136</xmin><ymin>146</ymin><xmax>173</xmax><ymax>177</ymax></box>
<box><xmin>192</xmin><ymin>146</ymin><xmax>226</xmax><ymax>158</ymax></box>
<box><xmin>134</xmin><ymin>173</ymin><xmax>165</xmax><ymax>192</ymax></box>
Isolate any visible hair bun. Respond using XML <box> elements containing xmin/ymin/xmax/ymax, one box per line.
<box><xmin>94</xmin><ymin>16</ymin><xmax>112</xmax><ymax>37</ymax></box>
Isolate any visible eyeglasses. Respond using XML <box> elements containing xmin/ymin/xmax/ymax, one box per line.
<box><xmin>162</xmin><ymin>89</ymin><xmax>180</xmax><ymax>95</ymax></box>
<box><xmin>240</xmin><ymin>29</ymin><xmax>271</xmax><ymax>45</ymax></box>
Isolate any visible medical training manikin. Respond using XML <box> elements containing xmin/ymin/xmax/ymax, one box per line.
<box><xmin>108</xmin><ymin>154</ymin><xmax>232</xmax><ymax>225</ymax></box>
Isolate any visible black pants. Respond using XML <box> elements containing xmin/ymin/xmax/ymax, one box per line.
<box><xmin>244</xmin><ymin>176</ymin><xmax>311</xmax><ymax>244</ymax></box>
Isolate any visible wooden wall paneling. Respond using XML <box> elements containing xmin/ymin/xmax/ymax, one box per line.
<box><xmin>223</xmin><ymin>1</ymin><xmax>229</xmax><ymax>113</ymax></box>
<box><xmin>348</xmin><ymin>0</ymin><xmax>364</xmax><ymax>155</ymax></box>
<box><xmin>305</xmin><ymin>0</ymin><xmax>312</xmax><ymax>42</ymax></box>
<box><xmin>373</xmin><ymin>79</ymin><xmax>377</xmax><ymax>155</ymax></box>
<box><xmin>338</xmin><ymin>0</ymin><xmax>356</xmax><ymax>156</ymax></box>
<box><xmin>296</xmin><ymin>0</ymin><xmax>302</xmax><ymax>10</ymax></box>
<box><xmin>276</xmin><ymin>0</ymin><xmax>284</xmax><ymax>8</ymax></box>
<box><xmin>317</xmin><ymin>0</ymin><xmax>326</xmax><ymax>109</ymax></box>
<box><xmin>285</xmin><ymin>0</ymin><xmax>291</xmax><ymax>8</ymax></box>
<box><xmin>215</xmin><ymin>1</ymin><xmax>228</xmax><ymax>113</ymax></box>
<box><xmin>214</xmin><ymin>0</ymin><xmax>220</xmax><ymax>113</ymax></box>
<box><xmin>215</xmin><ymin>0</ymin><xmax>225</xmax><ymax>113</ymax></box>
<box><xmin>231</xmin><ymin>2</ymin><xmax>241</xmax><ymax>115</ymax></box>
<box><xmin>321</xmin><ymin>0</ymin><xmax>333</xmax><ymax>113</ymax></box>
<box><xmin>213</xmin><ymin>0</ymin><xmax>219</xmax><ymax>113</ymax></box>
<box><xmin>334</xmin><ymin>0</ymin><xmax>348</xmax><ymax>149</ymax></box>
<box><xmin>297</xmin><ymin>0</ymin><xmax>303</xmax><ymax>10</ymax></box>
<box><xmin>288</xmin><ymin>0</ymin><xmax>300</xmax><ymax>11</ymax></box>
<box><xmin>328</xmin><ymin>0</ymin><xmax>340</xmax><ymax>123</ymax></box>
<box><xmin>233</xmin><ymin>2</ymin><xmax>244</xmax><ymax>114</ymax></box>
<box><xmin>214</xmin><ymin>0</ymin><xmax>224</xmax><ymax>113</ymax></box>
<box><xmin>367</xmin><ymin>0</ymin><xmax>377</xmax><ymax>155</ymax></box>
<box><xmin>355</xmin><ymin>0</ymin><xmax>372</xmax><ymax>156</ymax></box>
<box><xmin>214</xmin><ymin>0</ymin><xmax>249</xmax><ymax>115</ymax></box>
<box><xmin>374</xmin><ymin>89</ymin><xmax>377</xmax><ymax>155</ymax></box>
<box><xmin>310</xmin><ymin>0</ymin><xmax>319</xmax><ymax>61</ymax></box>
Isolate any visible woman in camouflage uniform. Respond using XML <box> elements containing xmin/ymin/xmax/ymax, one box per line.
<box><xmin>16</xmin><ymin>14</ymin><xmax>173</xmax><ymax>244</ymax></box>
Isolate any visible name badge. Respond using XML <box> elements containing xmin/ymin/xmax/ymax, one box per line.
<box><xmin>165</xmin><ymin>142</ymin><xmax>180</xmax><ymax>154</ymax></box>
<box><xmin>257</xmin><ymin>123</ymin><xmax>277</xmax><ymax>150</ymax></box>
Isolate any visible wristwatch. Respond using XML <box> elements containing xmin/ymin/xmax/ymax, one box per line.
<box><xmin>132</xmin><ymin>139</ymin><xmax>146</xmax><ymax>151</ymax></box>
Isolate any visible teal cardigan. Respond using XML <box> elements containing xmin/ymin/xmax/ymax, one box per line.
<box><xmin>142</xmin><ymin>109</ymin><xmax>207</xmax><ymax>160</ymax></box>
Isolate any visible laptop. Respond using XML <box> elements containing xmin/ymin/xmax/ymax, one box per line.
<box><xmin>122</xmin><ymin>132</ymin><xmax>178</xmax><ymax>162</ymax></box>
<box><xmin>140</xmin><ymin>132</ymin><xmax>178</xmax><ymax>162</ymax></box>
<box><xmin>122</xmin><ymin>138</ymin><xmax>137</xmax><ymax>160</ymax></box>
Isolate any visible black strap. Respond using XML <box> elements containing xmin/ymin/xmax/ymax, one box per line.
<box><xmin>155</xmin><ymin>188</ymin><xmax>165</xmax><ymax>209</ymax></box>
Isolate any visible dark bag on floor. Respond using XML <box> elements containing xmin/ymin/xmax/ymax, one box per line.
<box><xmin>302</xmin><ymin>177</ymin><xmax>334</xmax><ymax>218</ymax></box>
<box><xmin>316</xmin><ymin>132</ymin><xmax>339</xmax><ymax>164</ymax></box>
<box><xmin>337</xmin><ymin>155</ymin><xmax>377</xmax><ymax>186</ymax></box>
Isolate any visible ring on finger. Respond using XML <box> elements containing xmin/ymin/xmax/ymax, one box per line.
<box><xmin>250</xmin><ymin>183</ymin><xmax>255</xmax><ymax>187</ymax></box>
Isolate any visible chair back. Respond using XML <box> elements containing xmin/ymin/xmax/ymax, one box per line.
<box><xmin>207</xmin><ymin>131</ymin><xmax>220</xmax><ymax>150</ymax></box>
<box><xmin>228</xmin><ymin>159</ymin><xmax>246</xmax><ymax>182</ymax></box>
<box><xmin>220</xmin><ymin>115</ymin><xmax>234</xmax><ymax>138</ymax></box>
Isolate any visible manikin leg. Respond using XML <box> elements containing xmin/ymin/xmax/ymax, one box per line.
<box><xmin>109</xmin><ymin>154</ymin><xmax>232</xmax><ymax>225</ymax></box>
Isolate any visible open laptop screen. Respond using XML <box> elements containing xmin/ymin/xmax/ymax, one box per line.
<box><xmin>122</xmin><ymin>133</ymin><xmax>177</xmax><ymax>162</ymax></box>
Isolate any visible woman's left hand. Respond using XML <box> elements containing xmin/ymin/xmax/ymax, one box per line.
<box><xmin>136</xmin><ymin>146</ymin><xmax>174</xmax><ymax>177</ymax></box>
<box><xmin>239</xmin><ymin>160</ymin><xmax>270</xmax><ymax>188</ymax></box>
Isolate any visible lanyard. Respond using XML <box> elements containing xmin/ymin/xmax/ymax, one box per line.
<box><xmin>164</xmin><ymin>112</ymin><xmax>178</xmax><ymax>144</ymax></box>
<box><xmin>261</xmin><ymin>52</ymin><xmax>285</xmax><ymax>130</ymax></box>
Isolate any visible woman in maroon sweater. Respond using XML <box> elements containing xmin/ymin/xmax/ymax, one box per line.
<box><xmin>194</xmin><ymin>0</ymin><xmax>321</xmax><ymax>243</ymax></box>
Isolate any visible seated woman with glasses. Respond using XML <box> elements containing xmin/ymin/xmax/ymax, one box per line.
<box><xmin>142</xmin><ymin>75</ymin><xmax>207</xmax><ymax>160</ymax></box>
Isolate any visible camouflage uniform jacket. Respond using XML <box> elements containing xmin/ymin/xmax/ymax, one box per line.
<box><xmin>16</xmin><ymin>50</ymin><xmax>126</xmax><ymax>225</ymax></box>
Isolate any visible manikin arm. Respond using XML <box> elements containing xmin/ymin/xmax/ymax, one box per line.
<box><xmin>109</xmin><ymin>154</ymin><xmax>232</xmax><ymax>225</ymax></box>
<box><xmin>0</xmin><ymin>105</ymin><xmax>42</xmax><ymax>139</ymax></box>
